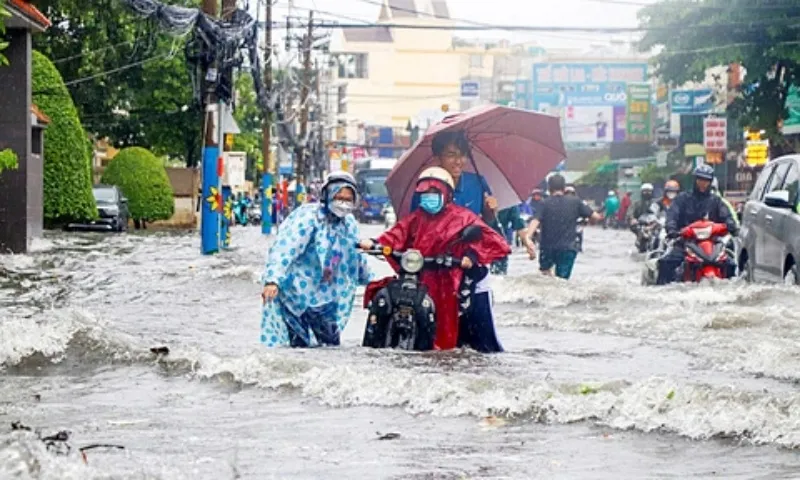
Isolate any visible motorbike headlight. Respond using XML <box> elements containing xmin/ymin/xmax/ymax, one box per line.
<box><xmin>400</xmin><ymin>250</ymin><xmax>424</xmax><ymax>274</ymax></box>
<box><xmin>693</xmin><ymin>225</ymin><xmax>713</xmax><ymax>240</ymax></box>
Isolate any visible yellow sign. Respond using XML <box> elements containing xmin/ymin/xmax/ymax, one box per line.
<box><xmin>744</xmin><ymin>129</ymin><xmax>769</xmax><ymax>167</ymax></box>
<box><xmin>706</xmin><ymin>151</ymin><xmax>724</xmax><ymax>165</ymax></box>
<box><xmin>341</xmin><ymin>159</ymin><xmax>349</xmax><ymax>172</ymax></box>
<box><xmin>224</xmin><ymin>133</ymin><xmax>234</xmax><ymax>150</ymax></box>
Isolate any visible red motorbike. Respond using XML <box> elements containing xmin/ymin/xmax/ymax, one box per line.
<box><xmin>679</xmin><ymin>219</ymin><xmax>730</xmax><ymax>282</ymax></box>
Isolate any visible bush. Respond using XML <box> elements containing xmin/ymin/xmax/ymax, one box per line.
<box><xmin>31</xmin><ymin>50</ymin><xmax>96</xmax><ymax>224</ymax></box>
<box><xmin>101</xmin><ymin>147</ymin><xmax>174</xmax><ymax>223</ymax></box>
<box><xmin>0</xmin><ymin>148</ymin><xmax>17</xmax><ymax>174</ymax></box>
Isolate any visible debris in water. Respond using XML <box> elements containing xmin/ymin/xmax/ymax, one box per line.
<box><xmin>33</xmin><ymin>393</ymin><xmax>41</xmax><ymax>402</ymax></box>
<box><xmin>150</xmin><ymin>346</ymin><xmax>170</xmax><ymax>356</ymax></box>
<box><xmin>580</xmin><ymin>384</ymin><xmax>599</xmax><ymax>395</ymax></box>
<box><xmin>376</xmin><ymin>432</ymin><xmax>401</xmax><ymax>440</ymax></box>
<box><xmin>479</xmin><ymin>416</ymin><xmax>507</xmax><ymax>429</ymax></box>
<box><xmin>10</xmin><ymin>421</ymin><xmax>125</xmax><ymax>462</ymax></box>
<box><xmin>666</xmin><ymin>389</ymin><xmax>675</xmax><ymax>400</ymax></box>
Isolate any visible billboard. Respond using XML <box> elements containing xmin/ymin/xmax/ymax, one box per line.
<box><xmin>531</xmin><ymin>62</ymin><xmax>648</xmax><ymax>143</ymax></box>
<box><xmin>670</xmin><ymin>89</ymin><xmax>713</xmax><ymax>114</ymax></box>
<box><xmin>460</xmin><ymin>81</ymin><xmax>480</xmax><ymax>99</ymax></box>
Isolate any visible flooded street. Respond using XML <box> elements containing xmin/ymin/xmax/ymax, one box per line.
<box><xmin>3</xmin><ymin>225</ymin><xmax>800</xmax><ymax>479</ymax></box>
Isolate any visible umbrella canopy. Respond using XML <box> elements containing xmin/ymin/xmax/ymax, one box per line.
<box><xmin>386</xmin><ymin>104</ymin><xmax>566</xmax><ymax>218</ymax></box>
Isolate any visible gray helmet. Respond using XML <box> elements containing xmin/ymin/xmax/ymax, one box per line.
<box><xmin>321</xmin><ymin>171</ymin><xmax>359</xmax><ymax>204</ymax></box>
<box><xmin>693</xmin><ymin>164</ymin><xmax>715</xmax><ymax>181</ymax></box>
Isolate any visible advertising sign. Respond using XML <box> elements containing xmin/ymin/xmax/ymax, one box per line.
<box><xmin>745</xmin><ymin>130</ymin><xmax>769</xmax><ymax>167</ymax></box>
<box><xmin>460</xmin><ymin>81</ymin><xmax>480</xmax><ymax>99</ymax></box>
<box><xmin>670</xmin><ymin>89</ymin><xmax>713</xmax><ymax>114</ymax></box>
<box><xmin>782</xmin><ymin>85</ymin><xmax>800</xmax><ymax>135</ymax></box>
<box><xmin>703</xmin><ymin>117</ymin><xmax>727</xmax><ymax>152</ymax></box>
<box><xmin>625</xmin><ymin>84</ymin><xmax>652</xmax><ymax>142</ymax></box>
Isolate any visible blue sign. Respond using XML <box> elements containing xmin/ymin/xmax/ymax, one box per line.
<box><xmin>531</xmin><ymin>62</ymin><xmax>648</xmax><ymax>110</ymax></box>
<box><xmin>670</xmin><ymin>89</ymin><xmax>713</xmax><ymax>114</ymax></box>
<box><xmin>461</xmin><ymin>81</ymin><xmax>480</xmax><ymax>99</ymax></box>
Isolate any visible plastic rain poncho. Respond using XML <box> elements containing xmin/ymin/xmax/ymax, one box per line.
<box><xmin>260</xmin><ymin>201</ymin><xmax>372</xmax><ymax>347</ymax></box>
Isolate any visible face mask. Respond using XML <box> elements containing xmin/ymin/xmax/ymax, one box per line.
<box><xmin>666</xmin><ymin>192</ymin><xmax>677</xmax><ymax>200</ymax></box>
<box><xmin>642</xmin><ymin>192</ymin><xmax>652</xmax><ymax>200</ymax></box>
<box><xmin>420</xmin><ymin>193</ymin><xmax>443</xmax><ymax>214</ymax></box>
<box><xmin>329</xmin><ymin>199</ymin><xmax>355</xmax><ymax>218</ymax></box>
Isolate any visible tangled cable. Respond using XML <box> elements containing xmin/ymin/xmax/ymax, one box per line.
<box><xmin>10</xmin><ymin>422</ymin><xmax>125</xmax><ymax>464</ymax></box>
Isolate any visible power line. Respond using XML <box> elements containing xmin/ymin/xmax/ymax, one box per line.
<box><xmin>269</xmin><ymin>18</ymin><xmax>800</xmax><ymax>33</ymax></box>
<box><xmin>63</xmin><ymin>53</ymin><xmax>171</xmax><ymax>87</ymax></box>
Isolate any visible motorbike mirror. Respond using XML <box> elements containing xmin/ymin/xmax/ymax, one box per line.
<box><xmin>460</xmin><ymin>225</ymin><xmax>483</xmax><ymax>243</ymax></box>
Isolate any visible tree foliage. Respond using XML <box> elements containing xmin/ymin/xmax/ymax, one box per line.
<box><xmin>638</xmin><ymin>0</ymin><xmax>800</xmax><ymax>140</ymax></box>
<box><xmin>0</xmin><ymin>148</ymin><xmax>17</xmax><ymax>174</ymax></box>
<box><xmin>233</xmin><ymin>73</ymin><xmax>264</xmax><ymax>182</ymax></box>
<box><xmin>101</xmin><ymin>147</ymin><xmax>174</xmax><ymax>222</ymax></box>
<box><xmin>31</xmin><ymin>0</ymin><xmax>202</xmax><ymax>164</ymax></box>
<box><xmin>32</xmin><ymin>50</ymin><xmax>97</xmax><ymax>224</ymax></box>
<box><xmin>0</xmin><ymin>0</ymin><xmax>9</xmax><ymax>66</ymax></box>
<box><xmin>577</xmin><ymin>157</ymin><xmax>617</xmax><ymax>189</ymax></box>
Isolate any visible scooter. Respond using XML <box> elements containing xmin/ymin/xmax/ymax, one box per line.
<box><xmin>361</xmin><ymin>225</ymin><xmax>482</xmax><ymax>351</ymax></box>
<box><xmin>678</xmin><ymin>219</ymin><xmax>732</xmax><ymax>282</ymax></box>
<box><xmin>247</xmin><ymin>204</ymin><xmax>262</xmax><ymax>226</ymax></box>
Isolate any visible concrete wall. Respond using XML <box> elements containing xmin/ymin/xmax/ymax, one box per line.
<box><xmin>0</xmin><ymin>28</ymin><xmax>37</xmax><ymax>253</ymax></box>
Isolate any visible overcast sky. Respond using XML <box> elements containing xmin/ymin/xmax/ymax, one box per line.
<box><xmin>255</xmin><ymin>0</ymin><xmax>657</xmax><ymax>50</ymax></box>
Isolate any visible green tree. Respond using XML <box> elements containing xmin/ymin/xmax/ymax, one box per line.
<box><xmin>577</xmin><ymin>157</ymin><xmax>617</xmax><ymax>189</ymax></box>
<box><xmin>637</xmin><ymin>0</ymin><xmax>800</xmax><ymax>141</ymax></box>
<box><xmin>32</xmin><ymin>50</ymin><xmax>96</xmax><ymax>225</ymax></box>
<box><xmin>232</xmin><ymin>73</ymin><xmax>264</xmax><ymax>183</ymax></box>
<box><xmin>101</xmin><ymin>146</ymin><xmax>174</xmax><ymax>228</ymax></box>
<box><xmin>0</xmin><ymin>148</ymin><xmax>17</xmax><ymax>174</ymax></box>
<box><xmin>1</xmin><ymin>0</ymin><xmax>10</xmax><ymax>66</ymax></box>
<box><xmin>31</xmin><ymin>0</ymin><xmax>201</xmax><ymax>164</ymax></box>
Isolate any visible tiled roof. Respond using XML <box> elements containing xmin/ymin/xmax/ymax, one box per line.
<box><xmin>8</xmin><ymin>0</ymin><xmax>51</xmax><ymax>28</ymax></box>
<box><xmin>31</xmin><ymin>105</ymin><xmax>51</xmax><ymax>124</ymax></box>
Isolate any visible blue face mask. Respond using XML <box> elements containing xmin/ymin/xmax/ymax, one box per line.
<box><xmin>420</xmin><ymin>193</ymin><xmax>443</xmax><ymax>214</ymax></box>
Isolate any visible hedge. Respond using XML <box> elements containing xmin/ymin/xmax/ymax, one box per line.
<box><xmin>32</xmin><ymin>50</ymin><xmax>96</xmax><ymax>224</ymax></box>
<box><xmin>101</xmin><ymin>147</ymin><xmax>174</xmax><ymax>222</ymax></box>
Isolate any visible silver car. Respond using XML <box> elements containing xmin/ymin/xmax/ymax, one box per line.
<box><xmin>740</xmin><ymin>155</ymin><xmax>800</xmax><ymax>284</ymax></box>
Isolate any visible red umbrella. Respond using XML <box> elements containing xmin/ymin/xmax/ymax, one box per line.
<box><xmin>386</xmin><ymin>104</ymin><xmax>566</xmax><ymax>218</ymax></box>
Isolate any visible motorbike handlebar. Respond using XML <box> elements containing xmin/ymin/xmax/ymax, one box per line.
<box><xmin>361</xmin><ymin>244</ymin><xmax>464</xmax><ymax>268</ymax></box>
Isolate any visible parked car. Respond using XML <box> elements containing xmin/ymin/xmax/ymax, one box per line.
<box><xmin>67</xmin><ymin>185</ymin><xmax>129</xmax><ymax>232</ymax></box>
<box><xmin>739</xmin><ymin>155</ymin><xmax>800</xmax><ymax>284</ymax></box>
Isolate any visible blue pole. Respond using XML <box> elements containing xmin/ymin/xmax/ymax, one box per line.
<box><xmin>261</xmin><ymin>171</ymin><xmax>273</xmax><ymax>235</ymax></box>
<box><xmin>221</xmin><ymin>185</ymin><xmax>232</xmax><ymax>249</ymax></box>
<box><xmin>200</xmin><ymin>145</ymin><xmax>221</xmax><ymax>255</ymax></box>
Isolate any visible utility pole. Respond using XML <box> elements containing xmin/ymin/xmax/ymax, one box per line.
<box><xmin>200</xmin><ymin>0</ymin><xmax>221</xmax><ymax>255</ymax></box>
<box><xmin>261</xmin><ymin>0</ymin><xmax>274</xmax><ymax>235</ymax></box>
<box><xmin>294</xmin><ymin>10</ymin><xmax>313</xmax><ymax>187</ymax></box>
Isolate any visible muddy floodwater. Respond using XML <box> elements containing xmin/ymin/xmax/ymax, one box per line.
<box><xmin>3</xmin><ymin>225</ymin><xmax>800</xmax><ymax>479</ymax></box>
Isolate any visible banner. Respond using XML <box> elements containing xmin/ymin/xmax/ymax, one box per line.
<box><xmin>625</xmin><ymin>84</ymin><xmax>652</xmax><ymax>142</ymax></box>
<box><xmin>703</xmin><ymin>117</ymin><xmax>728</xmax><ymax>152</ymax></box>
<box><xmin>782</xmin><ymin>85</ymin><xmax>800</xmax><ymax>135</ymax></box>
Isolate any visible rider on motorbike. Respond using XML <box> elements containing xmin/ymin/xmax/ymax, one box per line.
<box><xmin>360</xmin><ymin>167</ymin><xmax>510</xmax><ymax>352</ymax></box>
<box><xmin>626</xmin><ymin>183</ymin><xmax>655</xmax><ymax>228</ymax></box>
<box><xmin>656</xmin><ymin>180</ymin><xmax>680</xmax><ymax>214</ymax></box>
<box><xmin>656</xmin><ymin>165</ymin><xmax>739</xmax><ymax>285</ymax></box>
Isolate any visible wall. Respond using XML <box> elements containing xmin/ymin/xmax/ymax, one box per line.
<box><xmin>0</xmin><ymin>28</ymin><xmax>36</xmax><ymax>253</ymax></box>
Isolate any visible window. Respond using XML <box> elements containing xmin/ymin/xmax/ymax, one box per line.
<box><xmin>783</xmin><ymin>162</ymin><xmax>799</xmax><ymax>207</ymax></box>
<box><xmin>337</xmin><ymin>53</ymin><xmax>368</xmax><ymax>79</ymax></box>
<box><xmin>470</xmin><ymin>55</ymin><xmax>483</xmax><ymax>68</ymax></box>
<box><xmin>764</xmin><ymin>161</ymin><xmax>791</xmax><ymax>197</ymax></box>
<box><xmin>363</xmin><ymin>178</ymin><xmax>388</xmax><ymax>197</ymax></box>
<box><xmin>751</xmin><ymin>163</ymin><xmax>776</xmax><ymax>201</ymax></box>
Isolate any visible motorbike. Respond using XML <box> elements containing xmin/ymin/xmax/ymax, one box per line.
<box><xmin>247</xmin><ymin>203</ymin><xmax>262</xmax><ymax>226</ymax></box>
<box><xmin>678</xmin><ymin>219</ymin><xmax>732</xmax><ymax>282</ymax></box>
<box><xmin>361</xmin><ymin>225</ymin><xmax>482</xmax><ymax>351</ymax></box>
<box><xmin>575</xmin><ymin>218</ymin><xmax>587</xmax><ymax>252</ymax></box>
<box><xmin>233</xmin><ymin>200</ymin><xmax>249</xmax><ymax>226</ymax></box>
<box><xmin>382</xmin><ymin>204</ymin><xmax>397</xmax><ymax>229</ymax></box>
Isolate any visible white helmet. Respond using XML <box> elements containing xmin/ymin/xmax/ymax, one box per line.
<box><xmin>641</xmin><ymin>183</ymin><xmax>654</xmax><ymax>192</ymax></box>
<box><xmin>321</xmin><ymin>171</ymin><xmax>358</xmax><ymax>203</ymax></box>
<box><xmin>565</xmin><ymin>185</ymin><xmax>576</xmax><ymax>194</ymax></box>
<box><xmin>415</xmin><ymin>166</ymin><xmax>455</xmax><ymax>192</ymax></box>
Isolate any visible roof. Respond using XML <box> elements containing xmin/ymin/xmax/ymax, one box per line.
<box><xmin>343</xmin><ymin>26</ymin><xmax>393</xmax><ymax>43</ymax></box>
<box><xmin>7</xmin><ymin>0</ymin><xmax>51</xmax><ymax>29</ymax></box>
<box><xmin>31</xmin><ymin>105</ymin><xmax>50</xmax><ymax>125</ymax></box>
<box><xmin>379</xmin><ymin>0</ymin><xmax>450</xmax><ymax>20</ymax></box>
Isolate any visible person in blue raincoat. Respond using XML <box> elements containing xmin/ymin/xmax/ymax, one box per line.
<box><xmin>260</xmin><ymin>171</ymin><xmax>372</xmax><ymax>347</ymax></box>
